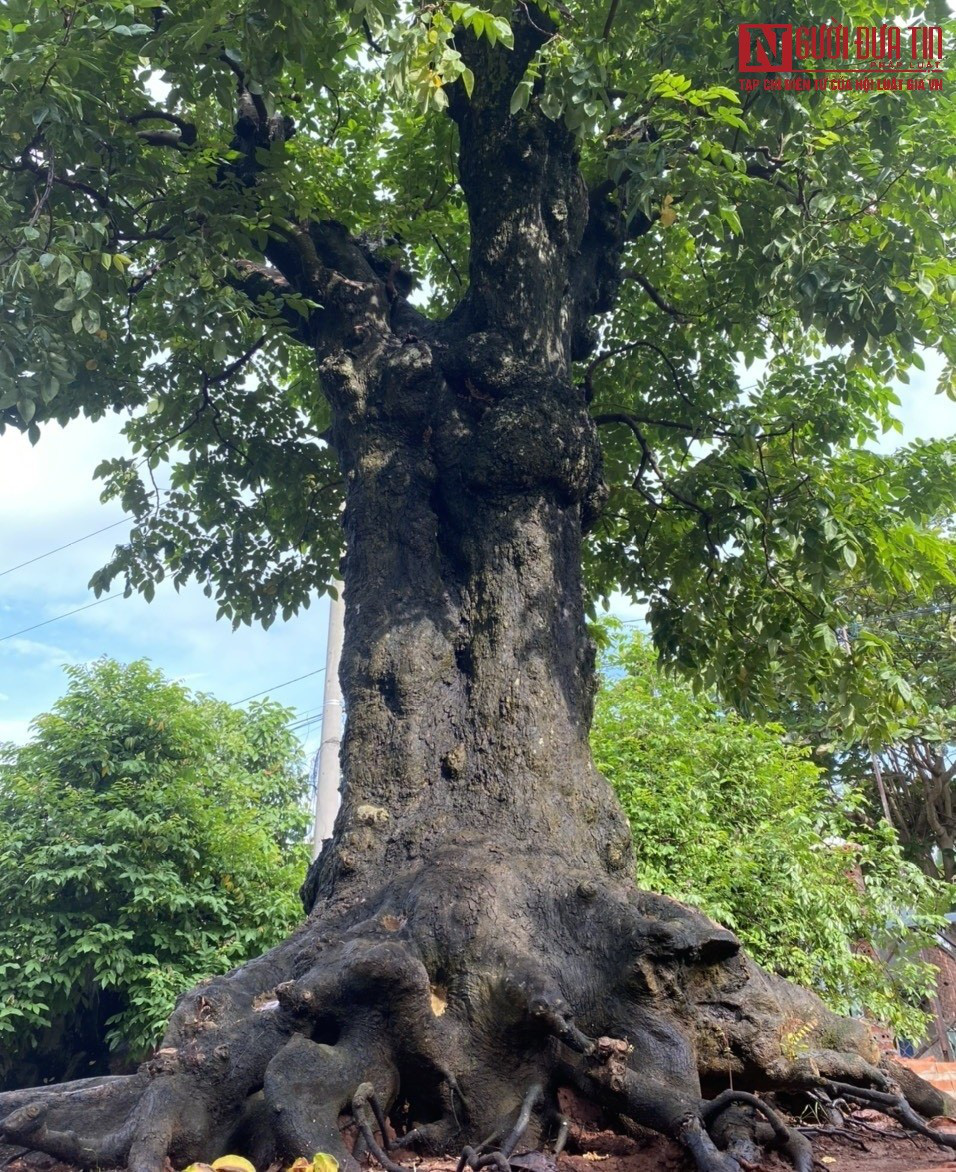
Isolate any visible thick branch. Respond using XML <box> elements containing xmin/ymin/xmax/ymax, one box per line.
<box><xmin>602</xmin><ymin>0</ymin><xmax>621</xmax><ymax>39</ymax></box>
<box><xmin>449</xmin><ymin>10</ymin><xmax>597</xmax><ymax>371</ymax></box>
<box><xmin>126</xmin><ymin>110</ymin><xmax>198</xmax><ymax>150</ymax></box>
<box><xmin>227</xmin><ymin>259</ymin><xmax>310</xmax><ymax>342</ymax></box>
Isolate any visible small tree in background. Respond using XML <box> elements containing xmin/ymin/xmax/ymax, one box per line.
<box><xmin>591</xmin><ymin>628</ymin><xmax>944</xmax><ymax>1039</ymax></box>
<box><xmin>782</xmin><ymin>582</ymin><xmax>956</xmax><ymax>886</ymax></box>
<box><xmin>0</xmin><ymin>659</ymin><xmax>309</xmax><ymax>1090</ymax></box>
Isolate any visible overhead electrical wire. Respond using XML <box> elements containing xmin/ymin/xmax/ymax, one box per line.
<box><xmin>0</xmin><ymin>524</ymin><xmax>340</xmax><ymax>732</ymax></box>
<box><xmin>0</xmin><ymin>594</ymin><xmax>122</xmax><ymax>643</ymax></box>
<box><xmin>0</xmin><ymin>519</ymin><xmax>128</xmax><ymax>578</ymax></box>
<box><xmin>232</xmin><ymin>667</ymin><xmax>326</xmax><ymax>705</ymax></box>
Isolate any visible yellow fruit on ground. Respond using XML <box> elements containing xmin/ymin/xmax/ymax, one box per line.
<box><xmin>211</xmin><ymin>1156</ymin><xmax>256</xmax><ymax>1172</ymax></box>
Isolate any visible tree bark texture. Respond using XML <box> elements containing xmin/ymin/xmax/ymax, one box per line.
<box><xmin>2</xmin><ymin>16</ymin><xmax>952</xmax><ymax>1172</ymax></box>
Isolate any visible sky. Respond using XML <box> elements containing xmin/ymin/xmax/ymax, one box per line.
<box><xmin>0</xmin><ymin>412</ymin><xmax>332</xmax><ymax>755</ymax></box>
<box><xmin>1</xmin><ymin>350</ymin><xmax>954</xmax><ymax>756</ymax></box>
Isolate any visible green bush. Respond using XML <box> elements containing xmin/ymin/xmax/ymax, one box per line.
<box><xmin>0</xmin><ymin>658</ymin><xmax>310</xmax><ymax>1089</ymax></box>
<box><xmin>591</xmin><ymin>628</ymin><xmax>943</xmax><ymax>1038</ymax></box>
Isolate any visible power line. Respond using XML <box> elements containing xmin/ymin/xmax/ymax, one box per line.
<box><xmin>0</xmin><ymin>519</ymin><xmax>128</xmax><ymax>578</ymax></box>
<box><xmin>290</xmin><ymin>703</ymin><xmax>338</xmax><ymax>731</ymax></box>
<box><xmin>233</xmin><ymin>666</ymin><xmax>326</xmax><ymax>705</ymax></box>
<box><xmin>290</xmin><ymin>716</ymin><xmax>327</xmax><ymax>735</ymax></box>
<box><xmin>289</xmin><ymin>703</ymin><xmax>328</xmax><ymax>727</ymax></box>
<box><xmin>0</xmin><ymin>594</ymin><xmax>122</xmax><ymax>643</ymax></box>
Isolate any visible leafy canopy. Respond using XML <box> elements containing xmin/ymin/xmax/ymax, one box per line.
<box><xmin>0</xmin><ymin>0</ymin><xmax>955</xmax><ymax>716</ymax></box>
<box><xmin>591</xmin><ymin>628</ymin><xmax>944</xmax><ymax>1038</ymax></box>
<box><xmin>0</xmin><ymin>659</ymin><xmax>309</xmax><ymax>1090</ymax></box>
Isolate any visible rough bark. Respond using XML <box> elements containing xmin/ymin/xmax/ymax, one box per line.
<box><xmin>1</xmin><ymin>12</ymin><xmax>950</xmax><ymax>1172</ymax></box>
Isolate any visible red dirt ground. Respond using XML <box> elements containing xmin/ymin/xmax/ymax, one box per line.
<box><xmin>7</xmin><ymin>1107</ymin><xmax>955</xmax><ymax>1172</ymax></box>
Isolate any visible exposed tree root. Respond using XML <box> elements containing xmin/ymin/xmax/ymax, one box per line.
<box><xmin>824</xmin><ymin>1081</ymin><xmax>956</xmax><ymax>1151</ymax></box>
<box><xmin>1</xmin><ymin>851</ymin><xmax>951</xmax><ymax>1172</ymax></box>
<box><xmin>352</xmin><ymin>1085</ymin><xmax>409</xmax><ymax>1172</ymax></box>
<box><xmin>701</xmin><ymin>1091</ymin><xmax>812</xmax><ymax>1172</ymax></box>
<box><xmin>456</xmin><ymin>1084</ymin><xmax>544</xmax><ymax>1172</ymax></box>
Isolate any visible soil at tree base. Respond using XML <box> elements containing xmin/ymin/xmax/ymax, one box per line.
<box><xmin>5</xmin><ymin>1109</ymin><xmax>955</xmax><ymax>1172</ymax></box>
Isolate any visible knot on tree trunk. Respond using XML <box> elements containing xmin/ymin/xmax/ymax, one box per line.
<box><xmin>438</xmin><ymin>332</ymin><xmax>604</xmax><ymax>507</ymax></box>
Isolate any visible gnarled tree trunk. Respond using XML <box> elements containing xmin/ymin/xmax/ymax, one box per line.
<box><xmin>1</xmin><ymin>16</ymin><xmax>950</xmax><ymax>1172</ymax></box>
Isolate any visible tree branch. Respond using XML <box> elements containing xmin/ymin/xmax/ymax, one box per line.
<box><xmin>227</xmin><ymin>259</ymin><xmax>313</xmax><ymax>343</ymax></box>
<box><xmin>595</xmin><ymin>411</ymin><xmax>715</xmax><ymax>536</ymax></box>
<box><xmin>621</xmin><ymin>270</ymin><xmax>692</xmax><ymax>319</ymax></box>
<box><xmin>126</xmin><ymin>110</ymin><xmax>198</xmax><ymax>150</ymax></box>
<box><xmin>594</xmin><ymin>410</ymin><xmax>695</xmax><ymax>434</ymax></box>
<box><xmin>602</xmin><ymin>0</ymin><xmax>621</xmax><ymax>39</ymax></box>
<box><xmin>583</xmin><ymin>340</ymin><xmax>690</xmax><ymax>412</ymax></box>
<box><xmin>205</xmin><ymin>335</ymin><xmax>269</xmax><ymax>387</ymax></box>
<box><xmin>16</xmin><ymin>153</ymin><xmax>115</xmax><ymax>213</ymax></box>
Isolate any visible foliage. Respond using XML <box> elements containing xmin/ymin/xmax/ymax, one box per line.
<box><xmin>0</xmin><ymin>0</ymin><xmax>954</xmax><ymax>729</ymax></box>
<box><xmin>768</xmin><ymin>577</ymin><xmax>956</xmax><ymax>883</ymax></box>
<box><xmin>0</xmin><ymin>659</ymin><xmax>309</xmax><ymax>1089</ymax></box>
<box><xmin>591</xmin><ymin>627</ymin><xmax>944</xmax><ymax>1037</ymax></box>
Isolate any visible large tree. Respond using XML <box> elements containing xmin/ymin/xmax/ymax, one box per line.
<box><xmin>2</xmin><ymin>3</ymin><xmax>956</xmax><ymax>1171</ymax></box>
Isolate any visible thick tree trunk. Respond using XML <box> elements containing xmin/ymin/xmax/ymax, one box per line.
<box><xmin>305</xmin><ymin>340</ymin><xmax>631</xmax><ymax>915</ymax></box>
<box><xmin>3</xmin><ymin>16</ymin><xmax>954</xmax><ymax>1172</ymax></box>
<box><xmin>4</xmin><ymin>324</ymin><xmax>952</xmax><ymax>1172</ymax></box>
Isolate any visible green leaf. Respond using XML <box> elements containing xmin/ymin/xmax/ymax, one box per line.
<box><xmin>593</xmin><ymin>627</ymin><xmax>942</xmax><ymax>1038</ymax></box>
<box><xmin>491</xmin><ymin>17</ymin><xmax>514</xmax><ymax>49</ymax></box>
<box><xmin>510</xmin><ymin>80</ymin><xmax>531</xmax><ymax>115</ymax></box>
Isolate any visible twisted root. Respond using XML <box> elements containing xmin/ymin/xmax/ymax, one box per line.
<box><xmin>1</xmin><ymin>849</ymin><xmax>949</xmax><ymax>1172</ymax></box>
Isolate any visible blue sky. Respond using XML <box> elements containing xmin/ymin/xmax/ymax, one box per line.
<box><xmin>1</xmin><ymin>351</ymin><xmax>954</xmax><ymax>754</ymax></box>
<box><xmin>0</xmin><ymin>413</ymin><xmax>332</xmax><ymax>754</ymax></box>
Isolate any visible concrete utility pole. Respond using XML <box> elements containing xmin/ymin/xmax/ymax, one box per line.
<box><xmin>312</xmin><ymin>584</ymin><xmax>344</xmax><ymax>858</ymax></box>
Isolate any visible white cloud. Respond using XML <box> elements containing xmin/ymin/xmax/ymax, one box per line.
<box><xmin>0</xmin><ymin>718</ymin><xmax>33</xmax><ymax>744</ymax></box>
<box><xmin>0</xmin><ymin>636</ymin><xmax>75</xmax><ymax>666</ymax></box>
